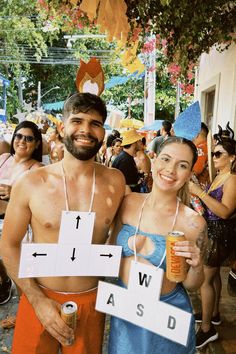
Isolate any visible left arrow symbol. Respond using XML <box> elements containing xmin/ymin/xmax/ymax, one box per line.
<box><xmin>32</xmin><ymin>252</ymin><xmax>47</xmax><ymax>257</ymax></box>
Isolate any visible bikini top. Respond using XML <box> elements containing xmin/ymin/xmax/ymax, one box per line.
<box><xmin>116</xmin><ymin>196</ymin><xmax>180</xmax><ymax>270</ymax></box>
<box><xmin>117</xmin><ymin>224</ymin><xmax>167</xmax><ymax>269</ymax></box>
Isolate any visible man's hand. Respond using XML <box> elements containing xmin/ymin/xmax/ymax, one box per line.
<box><xmin>33</xmin><ymin>297</ymin><xmax>75</xmax><ymax>346</ymax></box>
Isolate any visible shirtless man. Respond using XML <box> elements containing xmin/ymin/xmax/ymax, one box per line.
<box><xmin>0</xmin><ymin>93</ymin><xmax>126</xmax><ymax>354</ymax></box>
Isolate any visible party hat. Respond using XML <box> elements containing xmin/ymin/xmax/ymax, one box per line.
<box><xmin>173</xmin><ymin>101</ymin><xmax>201</xmax><ymax>140</ymax></box>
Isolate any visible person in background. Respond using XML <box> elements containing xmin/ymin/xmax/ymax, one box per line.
<box><xmin>48</xmin><ymin>126</ymin><xmax>64</xmax><ymax>163</ymax></box>
<box><xmin>192</xmin><ymin>122</ymin><xmax>209</xmax><ymax>186</ymax></box>
<box><xmin>107</xmin><ymin>138</ymin><xmax>122</xmax><ymax>167</ymax></box>
<box><xmin>112</xmin><ymin>129</ymin><xmax>142</xmax><ymax>193</ymax></box>
<box><xmin>38</xmin><ymin>117</ymin><xmax>51</xmax><ymax>165</ymax></box>
<box><xmin>105</xmin><ymin>129</ymin><xmax>120</xmax><ymax>165</ymax></box>
<box><xmin>218</xmin><ymin>123</ymin><xmax>236</xmax><ymax>298</ymax></box>
<box><xmin>0</xmin><ymin>93</ymin><xmax>125</xmax><ymax>354</ymax></box>
<box><xmin>0</xmin><ymin>139</ymin><xmax>10</xmax><ymax>155</ymax></box>
<box><xmin>0</xmin><ymin>121</ymin><xmax>43</xmax><ymax>310</ymax></box>
<box><xmin>148</xmin><ymin>120</ymin><xmax>172</xmax><ymax>159</ymax></box>
<box><xmin>189</xmin><ymin>136</ymin><xmax>236</xmax><ymax>349</ymax></box>
<box><xmin>109</xmin><ymin>136</ymin><xmax>207</xmax><ymax>353</ymax></box>
<box><xmin>228</xmin><ymin>258</ymin><xmax>236</xmax><ymax>296</ymax></box>
<box><xmin>135</xmin><ymin>137</ymin><xmax>152</xmax><ymax>192</ymax></box>
<box><xmin>190</xmin><ymin>122</ymin><xmax>209</xmax><ymax>215</ymax></box>
<box><xmin>96</xmin><ymin>140</ymin><xmax>107</xmax><ymax>164</ymax></box>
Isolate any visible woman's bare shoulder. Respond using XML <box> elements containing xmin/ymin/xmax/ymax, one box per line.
<box><xmin>119</xmin><ymin>192</ymin><xmax>147</xmax><ymax>222</ymax></box>
<box><xmin>180</xmin><ymin>203</ymin><xmax>206</xmax><ymax>240</ymax></box>
<box><xmin>15</xmin><ymin>163</ymin><xmax>59</xmax><ymax>186</ymax></box>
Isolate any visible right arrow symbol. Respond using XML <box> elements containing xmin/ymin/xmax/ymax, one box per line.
<box><xmin>100</xmin><ymin>253</ymin><xmax>113</xmax><ymax>258</ymax></box>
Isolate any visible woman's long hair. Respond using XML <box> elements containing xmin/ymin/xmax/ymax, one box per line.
<box><xmin>10</xmin><ymin>121</ymin><xmax>43</xmax><ymax>162</ymax></box>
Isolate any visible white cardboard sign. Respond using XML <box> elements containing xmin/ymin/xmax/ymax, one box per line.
<box><xmin>18</xmin><ymin>211</ymin><xmax>122</xmax><ymax>278</ymax></box>
<box><xmin>96</xmin><ymin>261</ymin><xmax>191</xmax><ymax>346</ymax></box>
<box><xmin>58</xmin><ymin>211</ymin><xmax>95</xmax><ymax>244</ymax></box>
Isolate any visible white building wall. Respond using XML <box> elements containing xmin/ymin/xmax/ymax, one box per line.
<box><xmin>195</xmin><ymin>43</ymin><xmax>236</xmax><ymax>133</ymax></box>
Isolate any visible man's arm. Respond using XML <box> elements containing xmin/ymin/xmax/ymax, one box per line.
<box><xmin>0</xmin><ymin>176</ymin><xmax>74</xmax><ymax>346</ymax></box>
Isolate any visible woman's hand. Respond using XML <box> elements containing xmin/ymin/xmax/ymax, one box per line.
<box><xmin>0</xmin><ymin>184</ymin><xmax>12</xmax><ymax>200</ymax></box>
<box><xmin>173</xmin><ymin>240</ymin><xmax>201</xmax><ymax>268</ymax></box>
<box><xmin>174</xmin><ymin>240</ymin><xmax>204</xmax><ymax>290</ymax></box>
<box><xmin>188</xmin><ymin>181</ymin><xmax>203</xmax><ymax>197</ymax></box>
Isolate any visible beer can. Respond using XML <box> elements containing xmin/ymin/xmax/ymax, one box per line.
<box><xmin>61</xmin><ymin>301</ymin><xmax>78</xmax><ymax>332</ymax></box>
<box><xmin>190</xmin><ymin>195</ymin><xmax>204</xmax><ymax>215</ymax></box>
<box><xmin>166</xmin><ymin>231</ymin><xmax>187</xmax><ymax>283</ymax></box>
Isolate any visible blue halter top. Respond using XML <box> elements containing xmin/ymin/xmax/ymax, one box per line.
<box><xmin>116</xmin><ymin>197</ymin><xmax>180</xmax><ymax>271</ymax></box>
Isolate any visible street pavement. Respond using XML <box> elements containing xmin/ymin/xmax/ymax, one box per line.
<box><xmin>0</xmin><ymin>267</ymin><xmax>235</xmax><ymax>354</ymax></box>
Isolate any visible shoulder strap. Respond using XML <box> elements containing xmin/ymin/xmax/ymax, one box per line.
<box><xmin>0</xmin><ymin>153</ymin><xmax>12</xmax><ymax>169</ymax></box>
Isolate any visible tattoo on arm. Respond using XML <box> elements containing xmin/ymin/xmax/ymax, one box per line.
<box><xmin>196</xmin><ymin>223</ymin><xmax>208</xmax><ymax>262</ymax></box>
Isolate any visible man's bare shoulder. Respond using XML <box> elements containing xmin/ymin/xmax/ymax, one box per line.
<box><xmin>96</xmin><ymin>163</ymin><xmax>126</xmax><ymax>185</ymax></box>
<box><xmin>14</xmin><ymin>163</ymin><xmax>60</xmax><ymax>188</ymax></box>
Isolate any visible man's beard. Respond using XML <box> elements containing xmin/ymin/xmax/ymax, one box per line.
<box><xmin>63</xmin><ymin>133</ymin><xmax>103</xmax><ymax>161</ymax></box>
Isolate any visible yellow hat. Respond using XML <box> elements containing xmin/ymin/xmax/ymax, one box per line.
<box><xmin>121</xmin><ymin>129</ymin><xmax>142</xmax><ymax>146</ymax></box>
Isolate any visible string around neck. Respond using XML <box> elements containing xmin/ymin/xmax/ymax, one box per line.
<box><xmin>61</xmin><ymin>161</ymin><xmax>96</xmax><ymax>213</ymax></box>
<box><xmin>133</xmin><ymin>195</ymin><xmax>180</xmax><ymax>269</ymax></box>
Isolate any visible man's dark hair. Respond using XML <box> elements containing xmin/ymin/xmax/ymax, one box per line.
<box><xmin>106</xmin><ymin>134</ymin><xmax>115</xmax><ymax>148</ymax></box>
<box><xmin>112</xmin><ymin>129</ymin><xmax>120</xmax><ymax>138</ymax></box>
<box><xmin>63</xmin><ymin>92</ymin><xmax>107</xmax><ymax>123</ymax></box>
<box><xmin>201</xmin><ymin>122</ymin><xmax>209</xmax><ymax>136</ymax></box>
<box><xmin>162</xmin><ymin>120</ymin><xmax>172</xmax><ymax>136</ymax></box>
<box><xmin>111</xmin><ymin>138</ymin><xmax>122</xmax><ymax>147</ymax></box>
<box><xmin>142</xmin><ymin>137</ymin><xmax>146</xmax><ymax>145</ymax></box>
<box><xmin>123</xmin><ymin>144</ymin><xmax>132</xmax><ymax>149</ymax></box>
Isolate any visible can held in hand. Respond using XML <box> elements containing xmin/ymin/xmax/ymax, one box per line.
<box><xmin>61</xmin><ymin>301</ymin><xmax>78</xmax><ymax>332</ymax></box>
<box><xmin>166</xmin><ymin>231</ymin><xmax>187</xmax><ymax>283</ymax></box>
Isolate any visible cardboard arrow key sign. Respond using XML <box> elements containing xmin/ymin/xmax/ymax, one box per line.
<box><xmin>19</xmin><ymin>210</ymin><xmax>122</xmax><ymax>278</ymax></box>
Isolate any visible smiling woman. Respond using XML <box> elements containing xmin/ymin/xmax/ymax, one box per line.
<box><xmin>108</xmin><ymin>136</ymin><xmax>207</xmax><ymax>354</ymax></box>
<box><xmin>0</xmin><ymin>121</ymin><xmax>43</xmax><ymax>309</ymax></box>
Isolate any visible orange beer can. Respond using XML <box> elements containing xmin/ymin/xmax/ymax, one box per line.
<box><xmin>61</xmin><ymin>301</ymin><xmax>78</xmax><ymax>332</ymax></box>
<box><xmin>166</xmin><ymin>231</ymin><xmax>187</xmax><ymax>282</ymax></box>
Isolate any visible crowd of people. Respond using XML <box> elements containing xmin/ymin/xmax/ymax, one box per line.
<box><xmin>0</xmin><ymin>93</ymin><xmax>235</xmax><ymax>354</ymax></box>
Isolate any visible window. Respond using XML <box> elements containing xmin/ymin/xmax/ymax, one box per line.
<box><xmin>204</xmin><ymin>90</ymin><xmax>215</xmax><ymax>127</ymax></box>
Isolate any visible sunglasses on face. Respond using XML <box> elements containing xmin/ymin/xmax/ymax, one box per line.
<box><xmin>14</xmin><ymin>133</ymin><xmax>36</xmax><ymax>143</ymax></box>
<box><xmin>211</xmin><ymin>151</ymin><xmax>226</xmax><ymax>159</ymax></box>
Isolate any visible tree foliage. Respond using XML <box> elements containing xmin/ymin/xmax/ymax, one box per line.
<box><xmin>0</xmin><ymin>0</ymin><xmax>47</xmax><ymax>77</ymax></box>
<box><xmin>125</xmin><ymin>0</ymin><xmax>236</xmax><ymax>71</ymax></box>
<box><xmin>2</xmin><ymin>0</ymin><xmax>229</xmax><ymax>121</ymax></box>
<box><xmin>35</xmin><ymin>0</ymin><xmax>236</xmax><ymax>74</ymax></box>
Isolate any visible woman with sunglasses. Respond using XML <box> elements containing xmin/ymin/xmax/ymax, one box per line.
<box><xmin>0</xmin><ymin>121</ymin><xmax>43</xmax><ymax>310</ymax></box>
<box><xmin>189</xmin><ymin>137</ymin><xmax>236</xmax><ymax>349</ymax></box>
